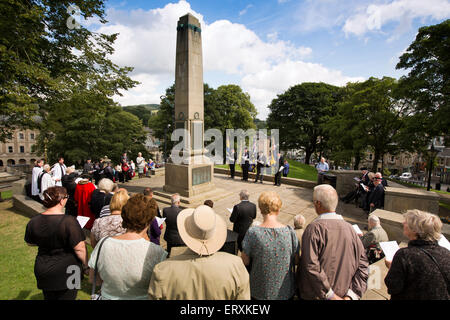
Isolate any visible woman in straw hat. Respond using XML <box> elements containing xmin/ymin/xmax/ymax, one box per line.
<box><xmin>148</xmin><ymin>205</ymin><xmax>250</xmax><ymax>300</ymax></box>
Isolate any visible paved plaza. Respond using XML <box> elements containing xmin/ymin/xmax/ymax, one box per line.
<box><xmin>120</xmin><ymin>172</ymin><xmax>392</xmax><ymax>300</ymax></box>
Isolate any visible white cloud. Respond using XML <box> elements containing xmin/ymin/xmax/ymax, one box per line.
<box><xmin>343</xmin><ymin>0</ymin><xmax>450</xmax><ymax>37</ymax></box>
<box><xmin>93</xmin><ymin>1</ymin><xmax>362</xmax><ymax>119</ymax></box>
<box><xmin>239</xmin><ymin>4</ymin><xmax>253</xmax><ymax>16</ymax></box>
<box><xmin>241</xmin><ymin>60</ymin><xmax>364</xmax><ymax>119</ymax></box>
<box><xmin>114</xmin><ymin>73</ymin><xmax>168</xmax><ymax>107</ymax></box>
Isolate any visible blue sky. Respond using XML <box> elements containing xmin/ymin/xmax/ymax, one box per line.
<box><xmin>92</xmin><ymin>0</ymin><xmax>450</xmax><ymax>119</ymax></box>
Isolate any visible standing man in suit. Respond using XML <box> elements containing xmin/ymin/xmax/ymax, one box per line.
<box><xmin>241</xmin><ymin>148</ymin><xmax>250</xmax><ymax>181</ymax></box>
<box><xmin>51</xmin><ymin>157</ymin><xmax>67</xmax><ymax>187</ymax></box>
<box><xmin>255</xmin><ymin>152</ymin><xmax>266</xmax><ymax>183</ymax></box>
<box><xmin>274</xmin><ymin>152</ymin><xmax>284</xmax><ymax>186</ymax></box>
<box><xmin>230</xmin><ymin>189</ymin><xmax>257</xmax><ymax>251</ymax></box>
<box><xmin>163</xmin><ymin>193</ymin><xmax>184</xmax><ymax>256</ymax></box>
<box><xmin>228</xmin><ymin>148</ymin><xmax>237</xmax><ymax>179</ymax></box>
<box><xmin>368</xmin><ymin>173</ymin><xmax>386</xmax><ymax>214</ymax></box>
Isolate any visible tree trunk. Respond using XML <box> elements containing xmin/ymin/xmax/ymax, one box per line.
<box><xmin>372</xmin><ymin>150</ymin><xmax>380</xmax><ymax>172</ymax></box>
<box><xmin>354</xmin><ymin>153</ymin><xmax>361</xmax><ymax>171</ymax></box>
<box><xmin>305</xmin><ymin>150</ymin><xmax>312</xmax><ymax>165</ymax></box>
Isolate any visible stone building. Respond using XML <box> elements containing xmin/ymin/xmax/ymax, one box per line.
<box><xmin>0</xmin><ymin>129</ymin><xmax>42</xmax><ymax>171</ymax></box>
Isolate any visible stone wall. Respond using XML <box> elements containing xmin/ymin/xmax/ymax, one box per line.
<box><xmin>384</xmin><ymin>187</ymin><xmax>440</xmax><ymax>215</ymax></box>
<box><xmin>329</xmin><ymin>170</ymin><xmax>361</xmax><ymax>196</ymax></box>
<box><xmin>373</xmin><ymin>208</ymin><xmax>450</xmax><ymax>243</ymax></box>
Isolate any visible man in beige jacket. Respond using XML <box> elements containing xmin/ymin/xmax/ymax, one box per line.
<box><xmin>297</xmin><ymin>184</ymin><xmax>369</xmax><ymax>300</ymax></box>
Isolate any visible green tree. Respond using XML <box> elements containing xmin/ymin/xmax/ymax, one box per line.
<box><xmin>35</xmin><ymin>89</ymin><xmax>147</xmax><ymax>165</ymax></box>
<box><xmin>396</xmin><ymin>19</ymin><xmax>450</xmax><ymax>147</ymax></box>
<box><xmin>149</xmin><ymin>83</ymin><xmax>257</xmax><ymax>160</ymax></box>
<box><xmin>0</xmin><ymin>0</ymin><xmax>137</xmax><ymax>156</ymax></box>
<box><xmin>266</xmin><ymin>82</ymin><xmax>341</xmax><ymax>164</ymax></box>
<box><xmin>327</xmin><ymin>77</ymin><xmax>406</xmax><ymax>172</ymax></box>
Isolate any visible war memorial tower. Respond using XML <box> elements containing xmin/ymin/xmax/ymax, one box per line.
<box><xmin>163</xmin><ymin>14</ymin><xmax>215</xmax><ymax>198</ymax></box>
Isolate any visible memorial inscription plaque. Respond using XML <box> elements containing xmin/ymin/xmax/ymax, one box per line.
<box><xmin>192</xmin><ymin>166</ymin><xmax>211</xmax><ymax>186</ymax></box>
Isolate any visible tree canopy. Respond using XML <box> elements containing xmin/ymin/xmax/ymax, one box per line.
<box><xmin>396</xmin><ymin>19</ymin><xmax>450</xmax><ymax>146</ymax></box>
<box><xmin>1</xmin><ymin>0</ymin><xmax>142</xmax><ymax>162</ymax></box>
<box><xmin>148</xmin><ymin>83</ymin><xmax>257</xmax><ymax>159</ymax></box>
<box><xmin>266</xmin><ymin>82</ymin><xmax>342</xmax><ymax>164</ymax></box>
<box><xmin>326</xmin><ymin>77</ymin><xmax>406</xmax><ymax>171</ymax></box>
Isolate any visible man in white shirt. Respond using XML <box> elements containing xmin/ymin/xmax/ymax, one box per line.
<box><xmin>31</xmin><ymin>159</ymin><xmax>44</xmax><ymax>202</ymax></box>
<box><xmin>39</xmin><ymin>164</ymin><xmax>55</xmax><ymax>201</ymax></box>
<box><xmin>51</xmin><ymin>157</ymin><xmax>67</xmax><ymax>187</ymax></box>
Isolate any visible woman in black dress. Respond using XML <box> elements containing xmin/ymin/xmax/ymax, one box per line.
<box><xmin>24</xmin><ymin>186</ymin><xmax>88</xmax><ymax>300</ymax></box>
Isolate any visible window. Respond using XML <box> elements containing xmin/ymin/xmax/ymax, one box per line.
<box><xmin>8</xmin><ymin>146</ymin><xmax>13</xmax><ymax>153</ymax></box>
<box><xmin>19</xmin><ymin>133</ymin><xmax>24</xmax><ymax>139</ymax></box>
<box><xmin>369</xmin><ymin>154</ymin><xmax>373</xmax><ymax>161</ymax></box>
<box><xmin>30</xmin><ymin>133</ymin><xmax>35</xmax><ymax>140</ymax></box>
<box><xmin>20</xmin><ymin>146</ymin><xmax>25</xmax><ymax>153</ymax></box>
<box><xmin>391</xmin><ymin>156</ymin><xmax>395</xmax><ymax>162</ymax></box>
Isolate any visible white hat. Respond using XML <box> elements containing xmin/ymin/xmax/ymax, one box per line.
<box><xmin>177</xmin><ymin>205</ymin><xmax>227</xmax><ymax>256</ymax></box>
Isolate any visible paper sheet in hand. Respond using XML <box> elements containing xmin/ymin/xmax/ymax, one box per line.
<box><xmin>352</xmin><ymin>224</ymin><xmax>363</xmax><ymax>235</ymax></box>
<box><xmin>156</xmin><ymin>217</ymin><xmax>166</xmax><ymax>227</ymax></box>
<box><xmin>438</xmin><ymin>234</ymin><xmax>450</xmax><ymax>251</ymax></box>
<box><xmin>278</xmin><ymin>166</ymin><xmax>284</xmax><ymax>173</ymax></box>
<box><xmin>380</xmin><ymin>241</ymin><xmax>400</xmax><ymax>262</ymax></box>
<box><xmin>76</xmin><ymin>216</ymin><xmax>90</xmax><ymax>229</ymax></box>
<box><xmin>227</xmin><ymin>208</ymin><xmax>233</xmax><ymax>214</ymax></box>
<box><xmin>353</xmin><ymin>177</ymin><xmax>361</xmax><ymax>182</ymax></box>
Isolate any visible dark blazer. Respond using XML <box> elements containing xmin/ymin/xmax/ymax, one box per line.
<box><xmin>230</xmin><ymin>200</ymin><xmax>257</xmax><ymax>249</ymax></box>
<box><xmin>162</xmin><ymin>205</ymin><xmax>183</xmax><ymax>245</ymax></box>
<box><xmin>361</xmin><ymin>173</ymin><xmax>370</xmax><ymax>186</ymax></box>
<box><xmin>368</xmin><ymin>183</ymin><xmax>385</xmax><ymax>209</ymax></box>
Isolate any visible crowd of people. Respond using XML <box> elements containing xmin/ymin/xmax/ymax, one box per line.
<box><xmin>23</xmin><ymin>170</ymin><xmax>450</xmax><ymax>300</ymax></box>
<box><xmin>30</xmin><ymin>154</ymin><xmax>159</xmax><ymax>206</ymax></box>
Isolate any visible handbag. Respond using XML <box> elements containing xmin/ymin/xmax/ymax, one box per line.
<box><xmin>91</xmin><ymin>236</ymin><xmax>110</xmax><ymax>300</ymax></box>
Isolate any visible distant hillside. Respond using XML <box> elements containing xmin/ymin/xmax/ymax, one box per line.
<box><xmin>122</xmin><ymin>104</ymin><xmax>160</xmax><ymax>126</ymax></box>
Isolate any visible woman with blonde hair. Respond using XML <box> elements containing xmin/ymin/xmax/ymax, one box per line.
<box><xmin>385</xmin><ymin>209</ymin><xmax>450</xmax><ymax>300</ymax></box>
<box><xmin>90</xmin><ymin>188</ymin><xmax>129</xmax><ymax>248</ymax></box>
<box><xmin>241</xmin><ymin>191</ymin><xmax>299</xmax><ymax>300</ymax></box>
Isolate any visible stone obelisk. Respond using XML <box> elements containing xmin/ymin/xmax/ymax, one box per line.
<box><xmin>163</xmin><ymin>13</ymin><xmax>214</xmax><ymax>198</ymax></box>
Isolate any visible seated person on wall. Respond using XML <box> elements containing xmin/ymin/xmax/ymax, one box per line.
<box><xmin>362</xmin><ymin>172</ymin><xmax>375</xmax><ymax>211</ymax></box>
<box><xmin>360</xmin><ymin>214</ymin><xmax>389</xmax><ymax>264</ymax></box>
<box><xmin>340</xmin><ymin>167</ymin><xmax>369</xmax><ymax>204</ymax></box>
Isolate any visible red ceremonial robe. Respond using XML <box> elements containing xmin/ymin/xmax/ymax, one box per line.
<box><xmin>74</xmin><ymin>180</ymin><xmax>96</xmax><ymax>230</ymax></box>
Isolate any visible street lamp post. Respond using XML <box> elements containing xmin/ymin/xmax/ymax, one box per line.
<box><xmin>427</xmin><ymin>140</ymin><xmax>439</xmax><ymax>191</ymax></box>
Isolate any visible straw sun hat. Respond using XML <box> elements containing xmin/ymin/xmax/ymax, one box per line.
<box><xmin>177</xmin><ymin>205</ymin><xmax>227</xmax><ymax>256</ymax></box>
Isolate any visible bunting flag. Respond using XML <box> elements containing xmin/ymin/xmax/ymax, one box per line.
<box><xmin>226</xmin><ymin>136</ymin><xmax>230</xmax><ymax>162</ymax></box>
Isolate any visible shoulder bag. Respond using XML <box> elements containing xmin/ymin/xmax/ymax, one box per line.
<box><xmin>91</xmin><ymin>236</ymin><xmax>110</xmax><ymax>300</ymax></box>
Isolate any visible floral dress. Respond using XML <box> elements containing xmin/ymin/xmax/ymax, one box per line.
<box><xmin>242</xmin><ymin>226</ymin><xmax>299</xmax><ymax>300</ymax></box>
